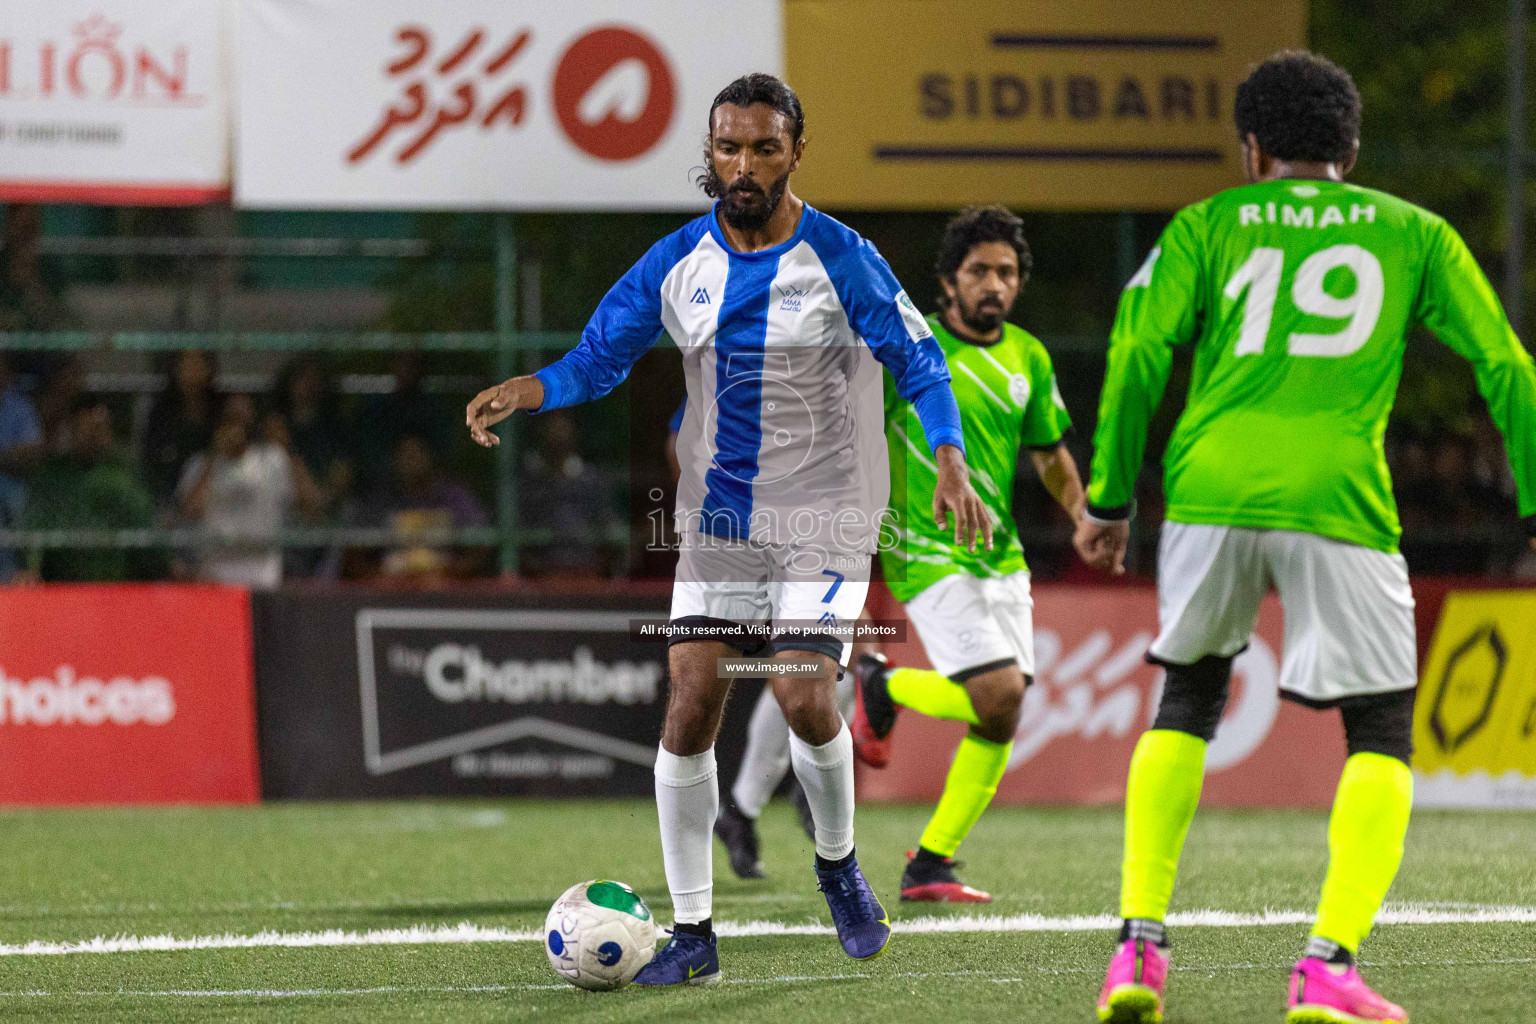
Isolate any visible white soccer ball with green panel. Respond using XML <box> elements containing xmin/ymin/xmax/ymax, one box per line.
<box><xmin>543</xmin><ymin>879</ymin><xmax>657</xmax><ymax>991</ymax></box>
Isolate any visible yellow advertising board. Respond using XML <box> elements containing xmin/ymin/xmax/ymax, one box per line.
<box><xmin>785</xmin><ymin>0</ymin><xmax>1307</xmax><ymax>211</ymax></box>
<box><xmin>1414</xmin><ymin>590</ymin><xmax>1536</xmax><ymax>808</ymax></box>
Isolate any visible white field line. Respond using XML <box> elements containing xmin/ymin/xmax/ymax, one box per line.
<box><xmin>0</xmin><ymin>903</ymin><xmax>1532</xmax><ymax>958</ymax></box>
<box><xmin>4</xmin><ymin>958</ymin><xmax>1536</xmax><ymax>1000</ymax></box>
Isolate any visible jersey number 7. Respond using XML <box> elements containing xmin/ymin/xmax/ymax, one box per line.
<box><xmin>1223</xmin><ymin>244</ymin><xmax>1385</xmax><ymax>358</ymax></box>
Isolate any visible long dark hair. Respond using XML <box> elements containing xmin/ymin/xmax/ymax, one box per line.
<box><xmin>695</xmin><ymin>73</ymin><xmax>805</xmax><ymax>199</ymax></box>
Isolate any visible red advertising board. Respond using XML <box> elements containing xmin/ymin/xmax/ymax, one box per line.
<box><xmin>0</xmin><ymin>585</ymin><xmax>259</xmax><ymax>804</ymax></box>
<box><xmin>861</xmin><ymin>582</ymin><xmax>1350</xmax><ymax>808</ymax></box>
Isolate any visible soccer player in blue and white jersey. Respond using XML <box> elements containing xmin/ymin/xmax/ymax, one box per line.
<box><xmin>468</xmin><ymin>74</ymin><xmax>990</xmax><ymax>984</ymax></box>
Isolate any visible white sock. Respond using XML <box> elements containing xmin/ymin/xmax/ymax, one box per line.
<box><xmin>789</xmin><ymin>722</ymin><xmax>856</xmax><ymax>861</ymax></box>
<box><xmin>732</xmin><ymin>688</ymin><xmax>791</xmax><ymax>818</ymax></box>
<box><xmin>654</xmin><ymin>745</ymin><xmax>717</xmax><ymax>925</ymax></box>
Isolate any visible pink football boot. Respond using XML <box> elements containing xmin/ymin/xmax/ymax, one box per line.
<box><xmin>1288</xmin><ymin>957</ymin><xmax>1409</xmax><ymax>1023</ymax></box>
<box><xmin>1097</xmin><ymin>938</ymin><xmax>1168</xmax><ymax>1023</ymax></box>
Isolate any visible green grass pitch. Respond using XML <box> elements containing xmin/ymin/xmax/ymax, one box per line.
<box><xmin>0</xmin><ymin>799</ymin><xmax>1529</xmax><ymax>1022</ymax></box>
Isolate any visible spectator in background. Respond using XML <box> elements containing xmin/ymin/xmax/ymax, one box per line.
<box><xmin>21</xmin><ymin>396</ymin><xmax>163</xmax><ymax>583</ymax></box>
<box><xmin>359</xmin><ymin>351</ymin><xmax>451</xmax><ymax>490</ymax></box>
<box><xmin>0</xmin><ymin>204</ymin><xmax>66</xmax><ymax>331</ymax></box>
<box><xmin>276</xmin><ymin>355</ymin><xmax>354</xmax><ymax>506</ymax></box>
<box><xmin>144</xmin><ymin>350</ymin><xmax>218</xmax><ymax>508</ymax></box>
<box><xmin>276</xmin><ymin>356</ymin><xmax>356</xmax><ymax>577</ymax></box>
<box><xmin>35</xmin><ymin>356</ymin><xmax>84</xmax><ymax>454</ymax></box>
<box><xmin>520</xmin><ymin>409</ymin><xmax>618</xmax><ymax>578</ymax></box>
<box><xmin>356</xmin><ymin>433</ymin><xmax>489</xmax><ymax>583</ymax></box>
<box><xmin>176</xmin><ymin>394</ymin><xmax>322</xmax><ymax>590</ymax></box>
<box><xmin>0</xmin><ymin>353</ymin><xmax>43</xmax><ymax>582</ymax></box>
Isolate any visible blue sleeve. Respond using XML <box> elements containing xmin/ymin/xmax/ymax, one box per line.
<box><xmin>667</xmin><ymin>396</ymin><xmax>687</xmax><ymax>434</ymax></box>
<box><xmin>534</xmin><ymin>235</ymin><xmax>681</xmax><ymax>411</ymax></box>
<box><xmin>822</xmin><ymin>236</ymin><xmax>965</xmax><ymax>454</ymax></box>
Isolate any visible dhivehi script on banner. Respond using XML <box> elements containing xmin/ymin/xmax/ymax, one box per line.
<box><xmin>236</xmin><ymin>0</ymin><xmax>783</xmax><ymax>210</ymax></box>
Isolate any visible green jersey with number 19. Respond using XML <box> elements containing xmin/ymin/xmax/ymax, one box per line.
<box><xmin>1088</xmin><ymin>178</ymin><xmax>1536</xmax><ymax>552</ymax></box>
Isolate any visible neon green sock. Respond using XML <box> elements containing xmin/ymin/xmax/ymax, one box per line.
<box><xmin>1120</xmin><ymin>729</ymin><xmax>1207</xmax><ymax>921</ymax></box>
<box><xmin>917</xmin><ymin>733</ymin><xmax>1011</xmax><ymax>857</ymax></box>
<box><xmin>1312</xmin><ymin>752</ymin><xmax>1413</xmax><ymax>954</ymax></box>
<box><xmin>887</xmin><ymin>667</ymin><xmax>979</xmax><ymax>725</ymax></box>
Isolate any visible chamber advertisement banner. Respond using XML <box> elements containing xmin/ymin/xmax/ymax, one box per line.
<box><xmin>785</xmin><ymin>0</ymin><xmax>1308</xmax><ymax>211</ymax></box>
<box><xmin>0</xmin><ymin>585</ymin><xmax>259</xmax><ymax>804</ymax></box>
<box><xmin>0</xmin><ymin>1</ymin><xmax>229</xmax><ymax>204</ymax></box>
<box><xmin>236</xmin><ymin>0</ymin><xmax>783</xmax><ymax>210</ymax></box>
<box><xmin>252</xmin><ymin>589</ymin><xmax>763</xmax><ymax>799</ymax></box>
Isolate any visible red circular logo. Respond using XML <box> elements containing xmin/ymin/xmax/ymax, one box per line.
<box><xmin>552</xmin><ymin>26</ymin><xmax>676</xmax><ymax>162</ymax></box>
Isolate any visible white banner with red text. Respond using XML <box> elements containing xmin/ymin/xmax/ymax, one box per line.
<box><xmin>0</xmin><ymin>1</ymin><xmax>229</xmax><ymax>204</ymax></box>
<box><xmin>235</xmin><ymin>0</ymin><xmax>783</xmax><ymax>210</ymax></box>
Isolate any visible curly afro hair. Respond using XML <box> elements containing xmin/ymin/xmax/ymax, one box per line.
<box><xmin>1234</xmin><ymin>50</ymin><xmax>1361</xmax><ymax>164</ymax></box>
<box><xmin>934</xmin><ymin>205</ymin><xmax>1032</xmax><ymax>306</ymax></box>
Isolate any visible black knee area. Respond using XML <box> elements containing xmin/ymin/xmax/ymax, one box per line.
<box><xmin>1338</xmin><ymin>688</ymin><xmax>1415</xmax><ymax>764</ymax></box>
<box><xmin>1150</xmin><ymin>654</ymin><xmax>1234</xmax><ymax>742</ymax></box>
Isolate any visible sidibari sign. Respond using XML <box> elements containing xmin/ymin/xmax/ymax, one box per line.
<box><xmin>785</xmin><ymin>0</ymin><xmax>1307</xmax><ymax>211</ymax></box>
<box><xmin>236</xmin><ymin>0</ymin><xmax>783</xmax><ymax>210</ymax></box>
<box><xmin>0</xmin><ymin>1</ymin><xmax>229</xmax><ymax>204</ymax></box>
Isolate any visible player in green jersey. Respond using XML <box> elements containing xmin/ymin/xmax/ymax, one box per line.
<box><xmin>850</xmin><ymin>206</ymin><xmax>1084</xmax><ymax>902</ymax></box>
<box><xmin>1077</xmin><ymin>52</ymin><xmax>1536</xmax><ymax>1024</ymax></box>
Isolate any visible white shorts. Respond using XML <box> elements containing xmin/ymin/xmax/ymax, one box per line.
<box><xmin>668</xmin><ymin>534</ymin><xmax>871</xmax><ymax>667</ymax></box>
<box><xmin>1151</xmin><ymin>522</ymin><xmax>1416</xmax><ymax>703</ymax></box>
<box><xmin>905</xmin><ymin>571</ymin><xmax>1035</xmax><ymax>680</ymax></box>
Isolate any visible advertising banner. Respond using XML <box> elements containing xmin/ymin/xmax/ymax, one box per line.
<box><xmin>859</xmin><ymin>583</ymin><xmax>1350</xmax><ymax>807</ymax></box>
<box><xmin>0</xmin><ymin>1</ymin><xmax>229</xmax><ymax>204</ymax></box>
<box><xmin>252</xmin><ymin>588</ymin><xmax>762</xmax><ymax>799</ymax></box>
<box><xmin>1413</xmin><ymin>589</ymin><xmax>1536</xmax><ymax>809</ymax></box>
<box><xmin>0</xmin><ymin>585</ymin><xmax>258</xmax><ymax>804</ymax></box>
<box><xmin>236</xmin><ymin>0</ymin><xmax>783</xmax><ymax>210</ymax></box>
<box><xmin>785</xmin><ymin>0</ymin><xmax>1307</xmax><ymax>211</ymax></box>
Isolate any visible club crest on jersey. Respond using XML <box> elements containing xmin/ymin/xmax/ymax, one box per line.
<box><xmin>778</xmin><ymin>284</ymin><xmax>808</xmax><ymax>312</ymax></box>
<box><xmin>895</xmin><ymin>290</ymin><xmax>933</xmax><ymax>342</ymax></box>
<box><xmin>691</xmin><ymin>287</ymin><xmax>711</xmax><ymax>304</ymax></box>
<box><xmin>1008</xmin><ymin>373</ymin><xmax>1032</xmax><ymax>408</ymax></box>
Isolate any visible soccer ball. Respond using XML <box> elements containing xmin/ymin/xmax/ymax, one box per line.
<box><xmin>544</xmin><ymin>879</ymin><xmax>657</xmax><ymax>991</ymax></box>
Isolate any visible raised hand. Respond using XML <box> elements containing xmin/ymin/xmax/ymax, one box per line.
<box><xmin>466</xmin><ymin>376</ymin><xmax>544</xmax><ymax>448</ymax></box>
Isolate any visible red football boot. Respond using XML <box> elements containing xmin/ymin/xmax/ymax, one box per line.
<box><xmin>850</xmin><ymin>653</ymin><xmax>897</xmax><ymax>768</ymax></box>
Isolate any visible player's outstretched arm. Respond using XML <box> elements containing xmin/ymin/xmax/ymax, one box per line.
<box><xmin>466</xmin><ymin>231</ymin><xmax>682</xmax><ymax>448</ymax></box>
<box><xmin>466</xmin><ymin>376</ymin><xmax>545</xmax><ymax>448</ymax></box>
<box><xmin>1079</xmin><ymin>211</ymin><xmax>1202</xmax><ymax>573</ymax></box>
<box><xmin>1416</xmin><ymin>217</ymin><xmax>1536</xmax><ymax>549</ymax></box>
<box><xmin>932</xmin><ymin>443</ymin><xmax>993</xmax><ymax>553</ymax></box>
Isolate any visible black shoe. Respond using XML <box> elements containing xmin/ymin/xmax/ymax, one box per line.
<box><xmin>787</xmin><ymin>776</ymin><xmax>816</xmax><ymax>840</ymax></box>
<box><xmin>899</xmin><ymin>848</ymin><xmax>992</xmax><ymax>903</ymax></box>
<box><xmin>713</xmin><ymin>798</ymin><xmax>765</xmax><ymax>879</ymax></box>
